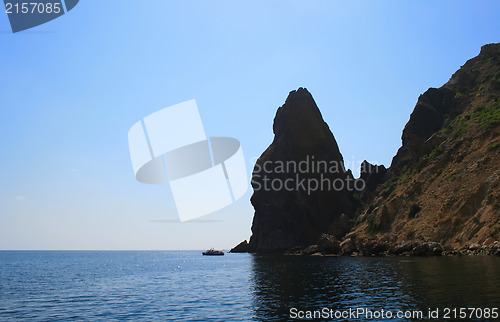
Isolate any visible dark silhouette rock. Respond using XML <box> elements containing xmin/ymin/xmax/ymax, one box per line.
<box><xmin>284</xmin><ymin>246</ymin><xmax>304</xmax><ymax>255</ymax></box>
<box><xmin>229</xmin><ymin>240</ymin><xmax>250</xmax><ymax>253</ymax></box>
<box><xmin>360</xmin><ymin>160</ymin><xmax>386</xmax><ymax>191</ymax></box>
<box><xmin>302</xmin><ymin>245</ymin><xmax>320</xmax><ymax>255</ymax></box>
<box><xmin>247</xmin><ymin>88</ymin><xmax>355</xmax><ymax>253</ymax></box>
<box><xmin>318</xmin><ymin>234</ymin><xmax>341</xmax><ymax>254</ymax></box>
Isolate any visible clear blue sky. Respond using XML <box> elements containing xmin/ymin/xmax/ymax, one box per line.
<box><xmin>0</xmin><ymin>1</ymin><xmax>498</xmax><ymax>250</ymax></box>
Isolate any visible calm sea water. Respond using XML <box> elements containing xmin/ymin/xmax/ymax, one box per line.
<box><xmin>0</xmin><ymin>251</ymin><xmax>499</xmax><ymax>321</ymax></box>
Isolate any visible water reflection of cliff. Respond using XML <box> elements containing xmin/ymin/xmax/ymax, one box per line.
<box><xmin>250</xmin><ymin>256</ymin><xmax>500</xmax><ymax>321</ymax></box>
<box><xmin>391</xmin><ymin>257</ymin><xmax>500</xmax><ymax>309</ymax></box>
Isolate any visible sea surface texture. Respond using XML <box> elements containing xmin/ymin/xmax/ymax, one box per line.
<box><xmin>0</xmin><ymin>251</ymin><xmax>499</xmax><ymax>321</ymax></box>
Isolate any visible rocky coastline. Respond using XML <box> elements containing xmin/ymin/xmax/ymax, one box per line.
<box><xmin>231</xmin><ymin>234</ymin><xmax>500</xmax><ymax>257</ymax></box>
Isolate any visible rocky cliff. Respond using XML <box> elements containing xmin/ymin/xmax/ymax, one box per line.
<box><xmin>247</xmin><ymin>88</ymin><xmax>356</xmax><ymax>253</ymax></box>
<box><xmin>233</xmin><ymin>43</ymin><xmax>500</xmax><ymax>255</ymax></box>
<box><xmin>349</xmin><ymin>43</ymin><xmax>500</xmax><ymax>255</ymax></box>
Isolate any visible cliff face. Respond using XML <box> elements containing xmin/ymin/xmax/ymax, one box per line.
<box><xmin>240</xmin><ymin>43</ymin><xmax>500</xmax><ymax>255</ymax></box>
<box><xmin>351</xmin><ymin>43</ymin><xmax>500</xmax><ymax>252</ymax></box>
<box><xmin>247</xmin><ymin>88</ymin><xmax>355</xmax><ymax>253</ymax></box>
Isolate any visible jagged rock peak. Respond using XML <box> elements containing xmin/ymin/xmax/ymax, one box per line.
<box><xmin>360</xmin><ymin>160</ymin><xmax>387</xmax><ymax>191</ymax></box>
<box><xmin>274</xmin><ymin>87</ymin><xmax>326</xmax><ymax>137</ymax></box>
<box><xmin>247</xmin><ymin>88</ymin><xmax>355</xmax><ymax>253</ymax></box>
<box><xmin>271</xmin><ymin>87</ymin><xmax>342</xmax><ymax>157</ymax></box>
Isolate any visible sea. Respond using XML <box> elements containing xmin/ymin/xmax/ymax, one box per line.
<box><xmin>0</xmin><ymin>251</ymin><xmax>499</xmax><ymax>321</ymax></box>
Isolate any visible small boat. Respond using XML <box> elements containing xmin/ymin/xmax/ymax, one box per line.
<box><xmin>202</xmin><ymin>248</ymin><xmax>224</xmax><ymax>256</ymax></box>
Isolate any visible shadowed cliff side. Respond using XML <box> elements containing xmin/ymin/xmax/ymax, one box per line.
<box><xmin>247</xmin><ymin>88</ymin><xmax>356</xmax><ymax>253</ymax></box>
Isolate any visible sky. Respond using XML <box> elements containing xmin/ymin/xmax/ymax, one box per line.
<box><xmin>0</xmin><ymin>1</ymin><xmax>499</xmax><ymax>250</ymax></box>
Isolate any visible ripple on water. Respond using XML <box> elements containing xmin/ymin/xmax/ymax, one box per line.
<box><xmin>0</xmin><ymin>252</ymin><xmax>499</xmax><ymax>321</ymax></box>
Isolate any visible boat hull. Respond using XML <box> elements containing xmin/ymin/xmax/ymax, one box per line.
<box><xmin>202</xmin><ymin>252</ymin><xmax>224</xmax><ymax>256</ymax></box>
